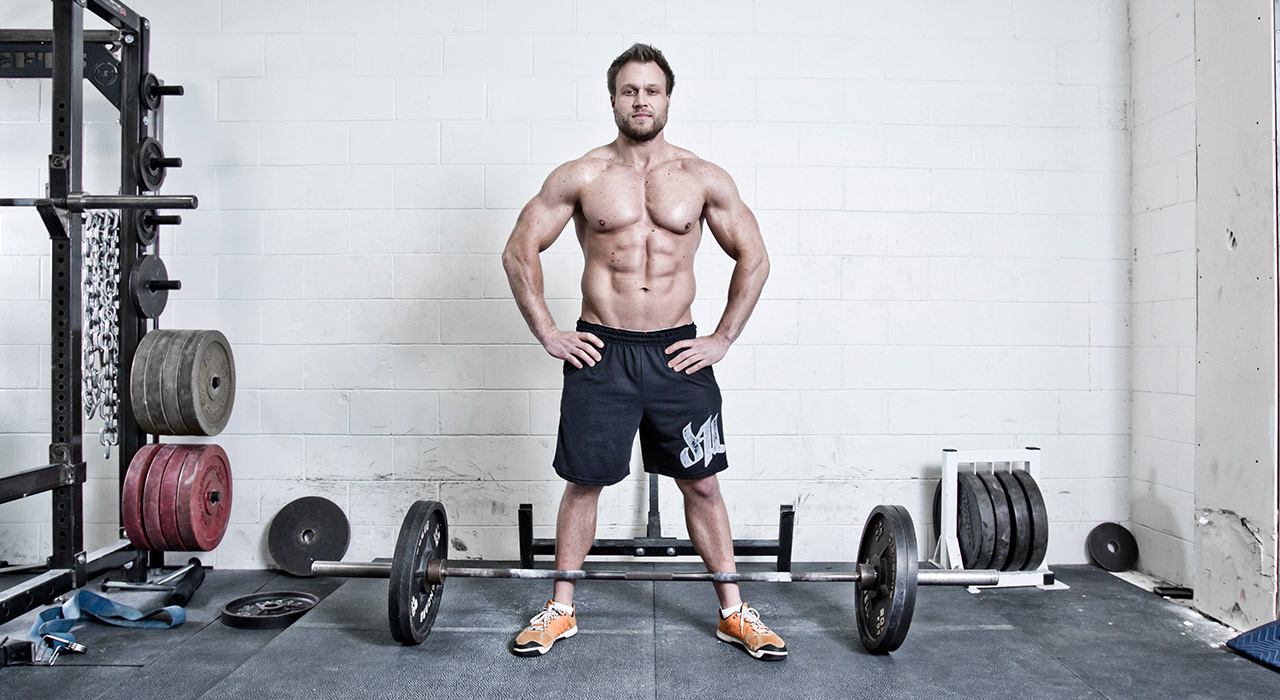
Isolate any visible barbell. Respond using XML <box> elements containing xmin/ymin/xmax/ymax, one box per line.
<box><xmin>311</xmin><ymin>500</ymin><xmax>999</xmax><ymax>654</ymax></box>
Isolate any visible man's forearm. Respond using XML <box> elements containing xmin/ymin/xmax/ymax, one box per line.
<box><xmin>714</xmin><ymin>252</ymin><xmax>770</xmax><ymax>343</ymax></box>
<box><xmin>502</xmin><ymin>249</ymin><xmax>557</xmax><ymax>343</ymax></box>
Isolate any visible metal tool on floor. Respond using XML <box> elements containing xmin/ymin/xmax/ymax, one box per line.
<box><xmin>311</xmin><ymin>500</ymin><xmax>999</xmax><ymax>654</ymax></box>
<box><xmin>100</xmin><ymin>557</ymin><xmax>206</xmax><ymax>606</ymax></box>
<box><xmin>40</xmin><ymin>634</ymin><xmax>87</xmax><ymax>665</ymax></box>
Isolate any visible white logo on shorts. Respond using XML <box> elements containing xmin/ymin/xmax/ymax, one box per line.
<box><xmin>680</xmin><ymin>414</ymin><xmax>726</xmax><ymax>469</ymax></box>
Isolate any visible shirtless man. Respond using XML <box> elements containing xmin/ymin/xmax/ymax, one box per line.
<box><xmin>501</xmin><ymin>43</ymin><xmax>783</xmax><ymax>661</ymax></box>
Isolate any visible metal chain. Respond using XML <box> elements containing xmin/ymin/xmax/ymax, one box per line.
<box><xmin>82</xmin><ymin>209</ymin><xmax>121</xmax><ymax>459</ymax></box>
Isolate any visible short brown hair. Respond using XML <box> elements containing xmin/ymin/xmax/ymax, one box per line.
<box><xmin>607</xmin><ymin>43</ymin><xmax>675</xmax><ymax>97</ymax></box>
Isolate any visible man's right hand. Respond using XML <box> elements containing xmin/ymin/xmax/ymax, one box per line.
<box><xmin>539</xmin><ymin>329</ymin><xmax>604</xmax><ymax>368</ymax></box>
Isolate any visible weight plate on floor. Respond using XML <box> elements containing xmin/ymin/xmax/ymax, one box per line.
<box><xmin>160</xmin><ymin>446</ymin><xmax>204</xmax><ymax>551</ymax></box>
<box><xmin>176</xmin><ymin>445</ymin><xmax>233</xmax><ymax>551</ymax></box>
<box><xmin>122</xmin><ymin>444</ymin><xmax>163</xmax><ymax>550</ymax></box>
<box><xmin>994</xmin><ymin>471</ymin><xmax>1033</xmax><ymax>572</ymax></box>
<box><xmin>389</xmin><ymin>500</ymin><xmax>447</xmax><ymax>645</ymax></box>
<box><xmin>1087</xmin><ymin>522</ymin><xmax>1138</xmax><ymax>572</ymax></box>
<box><xmin>179</xmin><ymin>330</ymin><xmax>236</xmax><ymax>437</ymax></box>
<box><xmin>1011</xmin><ymin>470</ymin><xmax>1049</xmax><ymax>571</ymax></box>
<box><xmin>160</xmin><ymin>330</ymin><xmax>202</xmax><ymax>435</ymax></box>
<box><xmin>977</xmin><ymin>473</ymin><xmax>1013</xmax><ymax>572</ymax></box>
<box><xmin>220</xmin><ymin>591</ymin><xmax>318</xmax><ymax>629</ymax></box>
<box><xmin>128</xmin><ymin>255</ymin><xmax>170</xmax><ymax>319</ymax></box>
<box><xmin>956</xmin><ymin>473</ymin><xmax>996</xmax><ymax>569</ymax></box>
<box><xmin>140</xmin><ymin>444</ymin><xmax>180</xmax><ymax>550</ymax></box>
<box><xmin>268</xmin><ymin>496</ymin><xmax>351</xmax><ymax>577</ymax></box>
<box><xmin>855</xmin><ymin>504</ymin><xmax>917</xmax><ymax>654</ymax></box>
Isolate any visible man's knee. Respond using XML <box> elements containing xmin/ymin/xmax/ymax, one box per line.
<box><xmin>676</xmin><ymin>474</ymin><xmax>722</xmax><ymax>503</ymax></box>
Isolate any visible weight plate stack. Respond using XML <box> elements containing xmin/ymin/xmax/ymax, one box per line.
<box><xmin>121</xmin><ymin>443</ymin><xmax>233</xmax><ymax>552</ymax></box>
<box><xmin>130</xmin><ymin>329</ymin><xmax>237</xmax><ymax>437</ymax></box>
<box><xmin>935</xmin><ymin>469</ymin><xmax>1049</xmax><ymax>572</ymax></box>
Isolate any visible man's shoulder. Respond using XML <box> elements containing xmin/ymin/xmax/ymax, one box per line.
<box><xmin>552</xmin><ymin>149</ymin><xmax>615</xmax><ymax>181</ymax></box>
<box><xmin>541</xmin><ymin>152</ymin><xmax>613</xmax><ymax>197</ymax></box>
<box><xmin>668</xmin><ymin>152</ymin><xmax>734</xmax><ymax>190</ymax></box>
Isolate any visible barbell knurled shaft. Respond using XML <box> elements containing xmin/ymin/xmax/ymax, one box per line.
<box><xmin>312</xmin><ymin>559</ymin><xmax>1000</xmax><ymax>587</ymax></box>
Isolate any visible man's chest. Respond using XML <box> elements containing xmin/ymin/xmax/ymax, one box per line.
<box><xmin>580</xmin><ymin>169</ymin><xmax>704</xmax><ymax>234</ymax></box>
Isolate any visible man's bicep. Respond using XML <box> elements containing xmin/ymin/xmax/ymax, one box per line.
<box><xmin>510</xmin><ymin>168</ymin><xmax>579</xmax><ymax>252</ymax></box>
<box><xmin>704</xmin><ymin>174</ymin><xmax>765</xmax><ymax>259</ymax></box>
<box><xmin>512</xmin><ymin>193</ymin><xmax>576</xmax><ymax>252</ymax></box>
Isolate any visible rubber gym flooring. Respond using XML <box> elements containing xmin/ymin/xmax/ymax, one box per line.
<box><xmin>1</xmin><ymin>563</ymin><xmax>1277</xmax><ymax>699</ymax></box>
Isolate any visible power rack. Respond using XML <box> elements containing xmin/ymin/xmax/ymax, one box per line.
<box><xmin>0</xmin><ymin>0</ymin><xmax>193</xmax><ymax>626</ymax></box>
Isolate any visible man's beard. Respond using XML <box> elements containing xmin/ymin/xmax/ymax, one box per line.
<box><xmin>615</xmin><ymin>111</ymin><xmax>666</xmax><ymax>142</ymax></box>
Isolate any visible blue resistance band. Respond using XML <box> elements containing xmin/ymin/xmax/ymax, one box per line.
<box><xmin>29</xmin><ymin>589</ymin><xmax>185</xmax><ymax>648</ymax></box>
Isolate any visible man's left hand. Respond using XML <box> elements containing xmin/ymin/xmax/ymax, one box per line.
<box><xmin>665</xmin><ymin>334</ymin><xmax>731</xmax><ymax>374</ymax></box>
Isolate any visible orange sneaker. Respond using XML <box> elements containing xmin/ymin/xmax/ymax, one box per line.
<box><xmin>512</xmin><ymin>600</ymin><xmax>578</xmax><ymax>657</ymax></box>
<box><xmin>716</xmin><ymin>604</ymin><xmax>787</xmax><ymax>661</ymax></box>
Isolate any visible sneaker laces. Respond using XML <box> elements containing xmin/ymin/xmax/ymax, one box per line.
<box><xmin>737</xmin><ymin>606</ymin><xmax>770</xmax><ymax>636</ymax></box>
<box><xmin>528</xmin><ymin>606</ymin><xmax>564</xmax><ymax>631</ymax></box>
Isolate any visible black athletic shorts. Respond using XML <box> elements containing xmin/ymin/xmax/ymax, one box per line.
<box><xmin>553</xmin><ymin>320</ymin><xmax>729</xmax><ymax>486</ymax></box>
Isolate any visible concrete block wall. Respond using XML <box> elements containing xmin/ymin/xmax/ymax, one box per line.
<box><xmin>0</xmin><ymin>0</ymin><xmax>1131</xmax><ymax>569</ymax></box>
<box><xmin>1127</xmin><ymin>0</ymin><xmax>1196</xmax><ymax>586</ymax></box>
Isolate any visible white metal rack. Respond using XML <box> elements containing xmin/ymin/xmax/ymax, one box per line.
<box><xmin>931</xmin><ymin>447</ymin><xmax>1067</xmax><ymax>590</ymax></box>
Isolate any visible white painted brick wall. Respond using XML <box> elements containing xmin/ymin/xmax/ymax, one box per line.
<box><xmin>0</xmin><ymin>0</ymin><xmax>1133</xmax><ymax>570</ymax></box>
<box><xmin>1128</xmin><ymin>0</ymin><xmax>1197</xmax><ymax>587</ymax></box>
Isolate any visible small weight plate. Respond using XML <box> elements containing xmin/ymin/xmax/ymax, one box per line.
<box><xmin>136</xmin><ymin>137</ymin><xmax>166</xmax><ymax>191</ymax></box>
<box><xmin>141</xmin><ymin>72</ymin><xmax>162</xmax><ymax>111</ymax></box>
<box><xmin>977</xmin><ymin>473</ymin><xmax>1013</xmax><ymax>572</ymax></box>
<box><xmin>160</xmin><ymin>446</ymin><xmax>204</xmax><ymax>551</ymax></box>
<box><xmin>140</xmin><ymin>444</ymin><xmax>180</xmax><ymax>550</ymax></box>
<box><xmin>268</xmin><ymin>497</ymin><xmax>351</xmax><ymax>577</ymax></box>
<box><xmin>122</xmin><ymin>444</ymin><xmax>163</xmax><ymax>550</ymax></box>
<box><xmin>1087</xmin><ymin>522</ymin><xmax>1138</xmax><ymax>572</ymax></box>
<box><xmin>994</xmin><ymin>471</ymin><xmax>1033</xmax><ymax>572</ymax></box>
<box><xmin>220</xmin><ymin>591</ymin><xmax>318</xmax><ymax>629</ymax></box>
<box><xmin>389</xmin><ymin>500</ymin><xmax>448</xmax><ymax>645</ymax></box>
<box><xmin>135</xmin><ymin>209</ymin><xmax>158</xmax><ymax>246</ymax></box>
<box><xmin>1011</xmin><ymin>470</ymin><xmax>1049</xmax><ymax>571</ymax></box>
<box><xmin>956</xmin><ymin>473</ymin><xmax>996</xmax><ymax>569</ymax></box>
<box><xmin>176</xmin><ymin>445</ymin><xmax>233</xmax><ymax>551</ymax></box>
<box><xmin>161</xmin><ymin>331</ymin><xmax>202</xmax><ymax>435</ymax></box>
<box><xmin>128</xmin><ymin>255</ymin><xmax>170</xmax><ymax>319</ymax></box>
<box><xmin>180</xmin><ymin>330</ymin><xmax>236</xmax><ymax>437</ymax></box>
<box><xmin>855</xmin><ymin>504</ymin><xmax>917</xmax><ymax>654</ymax></box>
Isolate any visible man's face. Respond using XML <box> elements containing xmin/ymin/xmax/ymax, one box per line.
<box><xmin>611</xmin><ymin>61</ymin><xmax>669</xmax><ymax>142</ymax></box>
